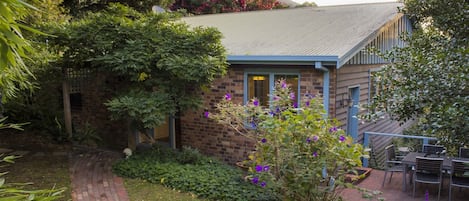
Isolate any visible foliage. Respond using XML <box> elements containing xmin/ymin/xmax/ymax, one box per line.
<box><xmin>3</xmin><ymin>65</ymin><xmax>67</xmax><ymax>142</ymax></box>
<box><xmin>61</xmin><ymin>0</ymin><xmax>175</xmax><ymax>16</ymax></box>
<box><xmin>172</xmin><ymin>0</ymin><xmax>288</xmax><ymax>15</ymax></box>
<box><xmin>50</xmin><ymin>4</ymin><xmax>227</xmax><ymax>131</ymax></box>
<box><xmin>295</xmin><ymin>1</ymin><xmax>317</xmax><ymax>8</ymax></box>
<box><xmin>209</xmin><ymin>80</ymin><xmax>367</xmax><ymax>201</ymax></box>
<box><xmin>72</xmin><ymin>121</ymin><xmax>103</xmax><ymax>146</ymax></box>
<box><xmin>0</xmin><ymin>0</ymin><xmax>39</xmax><ymax>101</ymax></box>
<box><xmin>113</xmin><ymin>145</ymin><xmax>279</xmax><ymax>201</ymax></box>
<box><xmin>366</xmin><ymin>0</ymin><xmax>468</xmax><ymax>156</ymax></box>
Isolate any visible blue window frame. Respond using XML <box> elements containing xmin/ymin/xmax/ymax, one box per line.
<box><xmin>244</xmin><ymin>70</ymin><xmax>301</xmax><ymax>106</ymax></box>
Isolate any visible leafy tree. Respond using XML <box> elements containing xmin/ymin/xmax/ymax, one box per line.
<box><xmin>172</xmin><ymin>0</ymin><xmax>288</xmax><ymax>15</ymax></box>
<box><xmin>367</xmin><ymin>0</ymin><xmax>468</xmax><ymax>155</ymax></box>
<box><xmin>50</xmin><ymin>4</ymin><xmax>227</xmax><ymax>132</ymax></box>
<box><xmin>61</xmin><ymin>0</ymin><xmax>175</xmax><ymax>16</ymax></box>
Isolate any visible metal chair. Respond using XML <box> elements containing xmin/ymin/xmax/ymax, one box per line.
<box><xmin>413</xmin><ymin>156</ymin><xmax>444</xmax><ymax>201</ymax></box>
<box><xmin>459</xmin><ymin>147</ymin><xmax>469</xmax><ymax>158</ymax></box>
<box><xmin>423</xmin><ymin>144</ymin><xmax>446</xmax><ymax>155</ymax></box>
<box><xmin>382</xmin><ymin>144</ymin><xmax>405</xmax><ymax>187</ymax></box>
<box><xmin>449</xmin><ymin>159</ymin><xmax>469</xmax><ymax>201</ymax></box>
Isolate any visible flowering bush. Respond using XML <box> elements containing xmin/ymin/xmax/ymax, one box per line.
<box><xmin>210</xmin><ymin>79</ymin><xmax>367</xmax><ymax>201</ymax></box>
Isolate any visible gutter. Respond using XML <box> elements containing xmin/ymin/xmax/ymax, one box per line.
<box><xmin>315</xmin><ymin>61</ymin><xmax>330</xmax><ymax>117</ymax></box>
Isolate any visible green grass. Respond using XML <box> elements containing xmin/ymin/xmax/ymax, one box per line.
<box><xmin>2</xmin><ymin>153</ymin><xmax>72</xmax><ymax>201</ymax></box>
<box><xmin>124</xmin><ymin>178</ymin><xmax>206</xmax><ymax>201</ymax></box>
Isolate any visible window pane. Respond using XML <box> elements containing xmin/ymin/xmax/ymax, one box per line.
<box><xmin>248</xmin><ymin>75</ymin><xmax>270</xmax><ymax>106</ymax></box>
<box><xmin>274</xmin><ymin>75</ymin><xmax>299</xmax><ymax>102</ymax></box>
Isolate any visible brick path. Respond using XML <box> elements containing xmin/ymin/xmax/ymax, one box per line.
<box><xmin>70</xmin><ymin>148</ymin><xmax>130</xmax><ymax>201</ymax></box>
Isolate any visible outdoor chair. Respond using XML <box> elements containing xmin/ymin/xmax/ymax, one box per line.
<box><xmin>413</xmin><ymin>156</ymin><xmax>444</xmax><ymax>201</ymax></box>
<box><xmin>423</xmin><ymin>144</ymin><xmax>446</xmax><ymax>156</ymax></box>
<box><xmin>382</xmin><ymin>144</ymin><xmax>407</xmax><ymax>187</ymax></box>
<box><xmin>449</xmin><ymin>159</ymin><xmax>469</xmax><ymax>201</ymax></box>
<box><xmin>459</xmin><ymin>147</ymin><xmax>469</xmax><ymax>158</ymax></box>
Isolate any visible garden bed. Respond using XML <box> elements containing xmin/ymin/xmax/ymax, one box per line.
<box><xmin>345</xmin><ymin>167</ymin><xmax>372</xmax><ymax>184</ymax></box>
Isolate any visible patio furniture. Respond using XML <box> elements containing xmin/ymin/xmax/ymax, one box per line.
<box><xmin>382</xmin><ymin>145</ymin><xmax>406</xmax><ymax>187</ymax></box>
<box><xmin>413</xmin><ymin>156</ymin><xmax>444</xmax><ymax>201</ymax></box>
<box><xmin>459</xmin><ymin>148</ymin><xmax>469</xmax><ymax>158</ymax></box>
<box><xmin>449</xmin><ymin>159</ymin><xmax>469</xmax><ymax>201</ymax></box>
<box><xmin>423</xmin><ymin>144</ymin><xmax>446</xmax><ymax>156</ymax></box>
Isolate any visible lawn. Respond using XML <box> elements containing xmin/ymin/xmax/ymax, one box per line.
<box><xmin>2</xmin><ymin>153</ymin><xmax>72</xmax><ymax>201</ymax></box>
<box><xmin>124</xmin><ymin>178</ymin><xmax>206</xmax><ymax>201</ymax></box>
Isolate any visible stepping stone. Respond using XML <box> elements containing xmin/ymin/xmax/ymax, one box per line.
<box><xmin>0</xmin><ymin>148</ymin><xmax>13</xmax><ymax>154</ymax></box>
<box><xmin>9</xmin><ymin>150</ymin><xmax>29</xmax><ymax>156</ymax></box>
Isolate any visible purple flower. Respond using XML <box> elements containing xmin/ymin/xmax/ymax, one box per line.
<box><xmin>306</xmin><ymin>137</ymin><xmax>311</xmax><ymax>143</ymax></box>
<box><xmin>312</xmin><ymin>135</ymin><xmax>319</xmax><ymax>142</ymax></box>
<box><xmin>260</xmin><ymin>181</ymin><xmax>266</xmax><ymax>187</ymax></box>
<box><xmin>204</xmin><ymin>111</ymin><xmax>209</xmax><ymax>118</ymax></box>
<box><xmin>268</xmin><ymin>111</ymin><xmax>275</xmax><ymax>117</ymax></box>
<box><xmin>253</xmin><ymin>99</ymin><xmax>259</xmax><ymax>106</ymax></box>
<box><xmin>339</xmin><ymin>135</ymin><xmax>346</xmax><ymax>142</ymax></box>
<box><xmin>329</xmin><ymin>127</ymin><xmax>338</xmax><ymax>133</ymax></box>
<box><xmin>250</xmin><ymin>122</ymin><xmax>257</xmax><ymax>129</ymax></box>
<box><xmin>224</xmin><ymin>93</ymin><xmax>232</xmax><ymax>101</ymax></box>
<box><xmin>313</xmin><ymin>151</ymin><xmax>318</xmax><ymax>157</ymax></box>
<box><xmin>263</xmin><ymin>165</ymin><xmax>270</xmax><ymax>172</ymax></box>
<box><xmin>273</xmin><ymin>96</ymin><xmax>280</xmax><ymax>101</ymax></box>
<box><xmin>261</xmin><ymin>138</ymin><xmax>267</xmax><ymax>143</ymax></box>
<box><xmin>255</xmin><ymin>165</ymin><xmax>263</xmax><ymax>172</ymax></box>
<box><xmin>281</xmin><ymin>80</ymin><xmax>287</xmax><ymax>88</ymax></box>
<box><xmin>293</xmin><ymin>102</ymin><xmax>298</xmax><ymax>108</ymax></box>
<box><xmin>290</xmin><ymin>92</ymin><xmax>295</xmax><ymax>100</ymax></box>
<box><xmin>305</xmin><ymin>101</ymin><xmax>310</xmax><ymax>107</ymax></box>
<box><xmin>425</xmin><ymin>190</ymin><xmax>429</xmax><ymax>201</ymax></box>
<box><xmin>252</xmin><ymin>177</ymin><xmax>259</xmax><ymax>184</ymax></box>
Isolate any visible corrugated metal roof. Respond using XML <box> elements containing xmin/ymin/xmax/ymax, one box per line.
<box><xmin>182</xmin><ymin>3</ymin><xmax>403</xmax><ymax>66</ymax></box>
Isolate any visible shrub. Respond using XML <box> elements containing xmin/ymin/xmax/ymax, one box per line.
<box><xmin>209</xmin><ymin>79</ymin><xmax>367</xmax><ymax>201</ymax></box>
<box><xmin>113</xmin><ymin>145</ymin><xmax>278</xmax><ymax>201</ymax></box>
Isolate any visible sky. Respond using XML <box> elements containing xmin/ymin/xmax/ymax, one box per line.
<box><xmin>292</xmin><ymin>0</ymin><xmax>397</xmax><ymax>6</ymax></box>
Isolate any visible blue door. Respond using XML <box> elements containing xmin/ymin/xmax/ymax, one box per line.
<box><xmin>347</xmin><ymin>87</ymin><xmax>360</xmax><ymax>141</ymax></box>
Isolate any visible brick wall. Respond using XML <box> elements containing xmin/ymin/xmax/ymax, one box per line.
<box><xmin>72</xmin><ymin>72</ymin><xmax>128</xmax><ymax>149</ymax></box>
<box><xmin>180</xmin><ymin>67</ymin><xmax>325</xmax><ymax>164</ymax></box>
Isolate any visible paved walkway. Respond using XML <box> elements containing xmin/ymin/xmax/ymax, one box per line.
<box><xmin>69</xmin><ymin>148</ymin><xmax>130</xmax><ymax>201</ymax></box>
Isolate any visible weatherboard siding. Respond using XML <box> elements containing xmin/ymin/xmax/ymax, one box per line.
<box><xmin>335</xmin><ymin>64</ymin><xmax>412</xmax><ymax>167</ymax></box>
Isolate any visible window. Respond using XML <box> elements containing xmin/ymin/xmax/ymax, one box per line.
<box><xmin>245</xmin><ymin>72</ymin><xmax>300</xmax><ymax>106</ymax></box>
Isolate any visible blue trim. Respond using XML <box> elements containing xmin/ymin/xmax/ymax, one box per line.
<box><xmin>244</xmin><ymin>70</ymin><xmax>301</xmax><ymax>105</ymax></box>
<box><xmin>347</xmin><ymin>86</ymin><xmax>360</xmax><ymax>141</ymax></box>
<box><xmin>228</xmin><ymin>55</ymin><xmax>339</xmax><ymax>65</ymax></box>
<box><xmin>228</xmin><ymin>55</ymin><xmax>339</xmax><ymax>62</ymax></box>
<box><xmin>323</xmin><ymin>71</ymin><xmax>330</xmax><ymax>116</ymax></box>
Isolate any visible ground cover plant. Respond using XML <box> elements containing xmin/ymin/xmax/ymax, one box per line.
<box><xmin>113</xmin><ymin>145</ymin><xmax>278</xmax><ymax>201</ymax></box>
